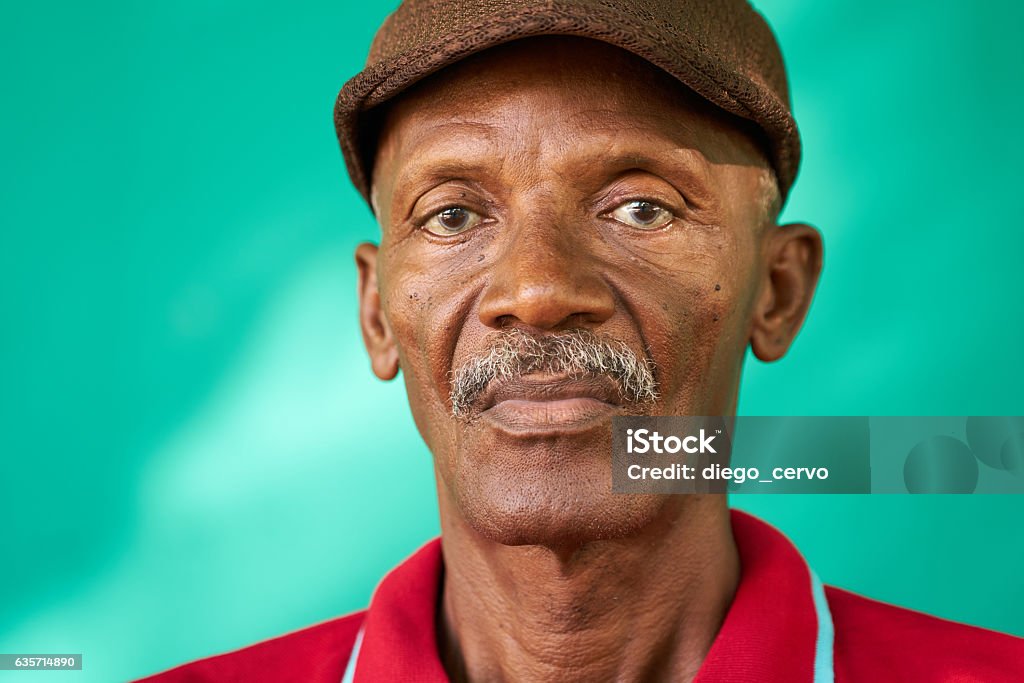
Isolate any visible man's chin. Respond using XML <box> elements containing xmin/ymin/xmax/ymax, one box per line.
<box><xmin>457</xmin><ymin>495</ymin><xmax>668</xmax><ymax>549</ymax></box>
<box><xmin>445</xmin><ymin>462</ymin><xmax>667</xmax><ymax>549</ymax></box>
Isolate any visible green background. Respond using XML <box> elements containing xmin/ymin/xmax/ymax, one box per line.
<box><xmin>2</xmin><ymin>1</ymin><xmax>1022</xmax><ymax>680</ymax></box>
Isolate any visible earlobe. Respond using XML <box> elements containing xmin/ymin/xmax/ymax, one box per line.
<box><xmin>750</xmin><ymin>223</ymin><xmax>823</xmax><ymax>362</ymax></box>
<box><xmin>355</xmin><ymin>242</ymin><xmax>400</xmax><ymax>380</ymax></box>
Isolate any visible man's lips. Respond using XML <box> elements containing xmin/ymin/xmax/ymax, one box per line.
<box><xmin>477</xmin><ymin>375</ymin><xmax>622</xmax><ymax>433</ymax></box>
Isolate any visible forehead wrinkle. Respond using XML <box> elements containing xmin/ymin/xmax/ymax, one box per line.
<box><xmin>565</xmin><ymin>106</ymin><xmax>697</xmax><ymax>138</ymax></box>
<box><xmin>392</xmin><ymin>119</ymin><xmax>501</xmax><ymax>163</ymax></box>
<box><xmin>568</xmin><ymin>104</ymin><xmax>765</xmax><ymax>170</ymax></box>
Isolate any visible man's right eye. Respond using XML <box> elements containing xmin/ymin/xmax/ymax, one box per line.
<box><xmin>422</xmin><ymin>206</ymin><xmax>482</xmax><ymax>236</ymax></box>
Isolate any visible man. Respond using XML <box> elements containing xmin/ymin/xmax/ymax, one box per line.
<box><xmin>140</xmin><ymin>0</ymin><xmax>1024</xmax><ymax>680</ymax></box>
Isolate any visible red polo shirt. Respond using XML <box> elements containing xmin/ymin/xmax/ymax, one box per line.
<box><xmin>138</xmin><ymin>511</ymin><xmax>1023</xmax><ymax>681</ymax></box>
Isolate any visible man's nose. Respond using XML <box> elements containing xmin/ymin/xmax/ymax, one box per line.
<box><xmin>477</xmin><ymin>220</ymin><xmax>616</xmax><ymax>330</ymax></box>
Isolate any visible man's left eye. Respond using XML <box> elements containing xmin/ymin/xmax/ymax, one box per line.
<box><xmin>422</xmin><ymin>206</ymin><xmax>483</xmax><ymax>236</ymax></box>
<box><xmin>606</xmin><ymin>200</ymin><xmax>674</xmax><ymax>230</ymax></box>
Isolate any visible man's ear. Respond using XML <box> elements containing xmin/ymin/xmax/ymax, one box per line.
<box><xmin>355</xmin><ymin>242</ymin><xmax>400</xmax><ymax>380</ymax></box>
<box><xmin>750</xmin><ymin>223</ymin><xmax>823</xmax><ymax>362</ymax></box>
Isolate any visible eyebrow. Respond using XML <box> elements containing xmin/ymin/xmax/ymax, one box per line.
<box><xmin>389</xmin><ymin>159</ymin><xmax>500</xmax><ymax>222</ymax></box>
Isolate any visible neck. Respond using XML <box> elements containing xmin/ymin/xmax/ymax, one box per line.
<box><xmin>436</xmin><ymin>496</ymin><xmax>739</xmax><ymax>683</ymax></box>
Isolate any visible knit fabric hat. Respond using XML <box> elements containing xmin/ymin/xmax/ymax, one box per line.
<box><xmin>334</xmin><ymin>0</ymin><xmax>800</xmax><ymax>207</ymax></box>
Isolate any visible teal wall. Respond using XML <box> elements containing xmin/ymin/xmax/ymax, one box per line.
<box><xmin>1</xmin><ymin>1</ymin><xmax>1022</xmax><ymax>681</ymax></box>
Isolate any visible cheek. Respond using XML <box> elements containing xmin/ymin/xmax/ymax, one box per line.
<box><xmin>609</xmin><ymin>233</ymin><xmax>759</xmax><ymax>412</ymax></box>
<box><xmin>378</xmin><ymin>241</ymin><xmax>486</xmax><ymax>441</ymax></box>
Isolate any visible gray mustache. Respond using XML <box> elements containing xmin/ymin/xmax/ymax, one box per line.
<box><xmin>450</xmin><ymin>328</ymin><xmax>658</xmax><ymax>417</ymax></box>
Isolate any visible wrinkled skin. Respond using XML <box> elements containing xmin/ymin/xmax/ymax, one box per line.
<box><xmin>356</xmin><ymin>37</ymin><xmax>821</xmax><ymax>683</ymax></box>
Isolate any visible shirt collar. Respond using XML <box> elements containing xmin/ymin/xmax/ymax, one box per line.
<box><xmin>347</xmin><ymin>509</ymin><xmax>829</xmax><ymax>682</ymax></box>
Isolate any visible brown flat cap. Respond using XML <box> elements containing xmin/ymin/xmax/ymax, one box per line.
<box><xmin>334</xmin><ymin>0</ymin><xmax>800</xmax><ymax>208</ymax></box>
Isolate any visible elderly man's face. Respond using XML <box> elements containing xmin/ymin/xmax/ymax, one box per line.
<box><xmin>357</xmin><ymin>37</ymin><xmax>819</xmax><ymax>547</ymax></box>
